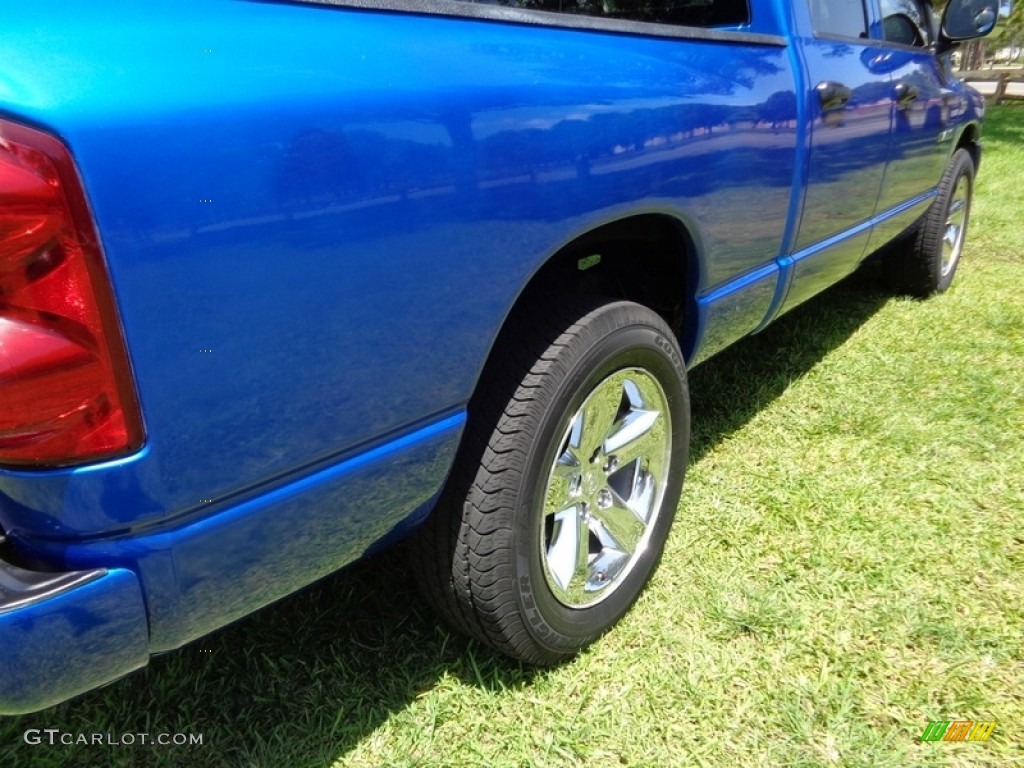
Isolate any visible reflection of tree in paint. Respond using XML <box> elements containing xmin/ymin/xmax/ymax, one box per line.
<box><xmin>759</xmin><ymin>91</ymin><xmax>797</xmax><ymax>130</ymax></box>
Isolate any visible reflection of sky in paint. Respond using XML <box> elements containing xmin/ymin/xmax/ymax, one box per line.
<box><xmin>344</xmin><ymin>63</ymin><xmax>797</xmax><ymax>146</ymax></box>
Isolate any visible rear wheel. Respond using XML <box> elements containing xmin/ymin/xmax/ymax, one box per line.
<box><xmin>414</xmin><ymin>296</ymin><xmax>690</xmax><ymax>664</ymax></box>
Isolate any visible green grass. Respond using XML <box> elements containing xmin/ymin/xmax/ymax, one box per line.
<box><xmin>2</xmin><ymin>106</ymin><xmax>1023</xmax><ymax>768</ymax></box>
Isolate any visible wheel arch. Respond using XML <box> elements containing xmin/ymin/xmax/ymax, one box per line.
<box><xmin>502</xmin><ymin>213</ymin><xmax>700</xmax><ymax>361</ymax></box>
<box><xmin>956</xmin><ymin>121</ymin><xmax>982</xmax><ymax>172</ymax></box>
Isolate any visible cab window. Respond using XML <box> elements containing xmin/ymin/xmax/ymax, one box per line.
<box><xmin>808</xmin><ymin>0</ymin><xmax>869</xmax><ymax>38</ymax></box>
<box><xmin>455</xmin><ymin>0</ymin><xmax>750</xmax><ymax>28</ymax></box>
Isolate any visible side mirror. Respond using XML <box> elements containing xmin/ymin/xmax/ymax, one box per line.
<box><xmin>941</xmin><ymin>0</ymin><xmax>999</xmax><ymax>41</ymax></box>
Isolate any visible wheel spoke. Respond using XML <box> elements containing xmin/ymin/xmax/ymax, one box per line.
<box><xmin>944</xmin><ymin>224</ymin><xmax>959</xmax><ymax>249</ymax></box>
<box><xmin>559</xmin><ymin>412</ymin><xmax>586</xmax><ymax>470</ymax></box>
<box><xmin>586</xmin><ymin>547</ymin><xmax>631</xmax><ymax>593</ymax></box>
<box><xmin>607</xmin><ymin>414</ymin><xmax>664</xmax><ymax>472</ymax></box>
<box><xmin>604</xmin><ymin>378</ymin><xmax>666</xmax><ymax>466</ymax></box>
<box><xmin>585</xmin><ymin>513</ymin><xmax>632</xmax><ymax>593</ymax></box>
<box><xmin>605</xmin><ymin>408</ymin><xmax>660</xmax><ymax>456</ymax></box>
<box><xmin>590</xmin><ymin>499</ymin><xmax>645</xmax><ymax>554</ymax></box>
<box><xmin>553</xmin><ymin>442</ymin><xmax>582</xmax><ymax>477</ymax></box>
<box><xmin>629</xmin><ymin>469</ymin><xmax>657</xmax><ymax>523</ymax></box>
<box><xmin>544</xmin><ymin>417</ymin><xmax>585</xmax><ymax>514</ymax></box>
<box><xmin>609</xmin><ymin>460</ymin><xmax>659</xmax><ymax>523</ymax></box>
<box><xmin>576</xmin><ymin>391</ymin><xmax>618</xmax><ymax>463</ymax></box>
<box><xmin>545</xmin><ymin>506</ymin><xmax>584</xmax><ymax>592</ymax></box>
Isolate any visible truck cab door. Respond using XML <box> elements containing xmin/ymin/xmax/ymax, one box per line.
<box><xmin>864</xmin><ymin>0</ymin><xmax>953</xmax><ymax>251</ymax></box>
<box><xmin>780</xmin><ymin>0</ymin><xmax>894</xmax><ymax>314</ymax></box>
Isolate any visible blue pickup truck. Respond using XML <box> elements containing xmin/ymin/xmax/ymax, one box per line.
<box><xmin>0</xmin><ymin>0</ymin><xmax>995</xmax><ymax>712</ymax></box>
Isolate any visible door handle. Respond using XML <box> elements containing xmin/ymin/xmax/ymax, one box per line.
<box><xmin>894</xmin><ymin>82</ymin><xmax>920</xmax><ymax>109</ymax></box>
<box><xmin>816</xmin><ymin>81</ymin><xmax>852</xmax><ymax>112</ymax></box>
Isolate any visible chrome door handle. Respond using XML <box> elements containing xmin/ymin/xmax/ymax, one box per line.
<box><xmin>816</xmin><ymin>81</ymin><xmax>852</xmax><ymax>111</ymax></box>
<box><xmin>895</xmin><ymin>82</ymin><xmax>920</xmax><ymax>109</ymax></box>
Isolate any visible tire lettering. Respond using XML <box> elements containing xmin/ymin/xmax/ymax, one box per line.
<box><xmin>655</xmin><ymin>334</ymin><xmax>683</xmax><ymax>371</ymax></box>
<box><xmin>518</xmin><ymin>575</ymin><xmax>550</xmax><ymax>637</ymax></box>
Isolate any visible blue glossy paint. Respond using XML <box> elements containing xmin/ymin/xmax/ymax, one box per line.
<box><xmin>14</xmin><ymin>412</ymin><xmax>464</xmax><ymax>651</ymax></box>
<box><xmin>691</xmin><ymin>263</ymin><xmax>781</xmax><ymax>365</ymax></box>
<box><xmin>0</xmin><ymin>0</ymin><xmax>799</xmax><ymax>538</ymax></box>
<box><xmin>0</xmin><ymin>568</ymin><xmax>148</xmax><ymax>714</ymax></box>
<box><xmin>0</xmin><ymin>0</ymin><xmax>986</xmax><ymax>711</ymax></box>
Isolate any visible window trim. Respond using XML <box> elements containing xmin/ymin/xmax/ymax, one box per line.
<box><xmin>271</xmin><ymin>0</ymin><xmax>787</xmax><ymax>47</ymax></box>
<box><xmin>870</xmin><ymin>36</ymin><xmax>937</xmax><ymax>51</ymax></box>
<box><xmin>810</xmin><ymin>30</ymin><xmax>872</xmax><ymax>42</ymax></box>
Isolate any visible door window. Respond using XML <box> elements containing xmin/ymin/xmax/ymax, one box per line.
<box><xmin>808</xmin><ymin>0</ymin><xmax>869</xmax><ymax>38</ymax></box>
<box><xmin>880</xmin><ymin>0</ymin><xmax>935</xmax><ymax>45</ymax></box>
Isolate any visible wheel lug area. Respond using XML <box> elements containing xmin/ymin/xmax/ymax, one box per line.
<box><xmin>596</xmin><ymin>488</ymin><xmax>612</xmax><ymax>509</ymax></box>
<box><xmin>603</xmin><ymin>455</ymin><xmax>618</xmax><ymax>473</ymax></box>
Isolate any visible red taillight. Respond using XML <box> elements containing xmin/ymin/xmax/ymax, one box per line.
<box><xmin>0</xmin><ymin>120</ymin><xmax>142</xmax><ymax>467</ymax></box>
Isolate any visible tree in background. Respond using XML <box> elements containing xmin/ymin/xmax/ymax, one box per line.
<box><xmin>987</xmin><ymin>0</ymin><xmax>1024</xmax><ymax>63</ymax></box>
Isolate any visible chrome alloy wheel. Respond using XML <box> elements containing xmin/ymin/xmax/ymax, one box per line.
<box><xmin>941</xmin><ymin>174</ymin><xmax>970</xmax><ymax>278</ymax></box>
<box><xmin>540</xmin><ymin>368</ymin><xmax>672</xmax><ymax>608</ymax></box>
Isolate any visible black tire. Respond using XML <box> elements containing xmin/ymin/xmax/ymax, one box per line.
<box><xmin>885</xmin><ymin>148</ymin><xmax>975</xmax><ymax>298</ymax></box>
<box><xmin>413</xmin><ymin>295</ymin><xmax>690</xmax><ymax>665</ymax></box>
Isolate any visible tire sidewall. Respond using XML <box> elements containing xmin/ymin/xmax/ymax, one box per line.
<box><xmin>509</xmin><ymin>314</ymin><xmax>689</xmax><ymax>656</ymax></box>
<box><xmin>933</xmin><ymin>149</ymin><xmax>974</xmax><ymax>293</ymax></box>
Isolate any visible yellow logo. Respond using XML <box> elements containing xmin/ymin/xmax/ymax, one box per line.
<box><xmin>921</xmin><ymin>721</ymin><xmax>996</xmax><ymax>742</ymax></box>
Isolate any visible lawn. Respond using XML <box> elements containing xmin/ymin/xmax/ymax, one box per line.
<box><xmin>2</xmin><ymin>106</ymin><xmax>1022</xmax><ymax>768</ymax></box>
